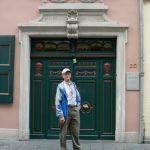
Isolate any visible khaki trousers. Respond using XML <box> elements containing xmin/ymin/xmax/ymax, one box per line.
<box><xmin>60</xmin><ymin>106</ymin><xmax>80</xmax><ymax>150</ymax></box>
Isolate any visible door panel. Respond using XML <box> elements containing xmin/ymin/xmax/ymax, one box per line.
<box><xmin>100</xmin><ymin>60</ymin><xmax>116</xmax><ymax>139</ymax></box>
<box><xmin>78</xmin><ymin>80</ymin><xmax>96</xmax><ymax>131</ymax></box>
<box><xmin>74</xmin><ymin>60</ymin><xmax>98</xmax><ymax>138</ymax></box>
<box><xmin>47</xmin><ymin>79</ymin><xmax>61</xmax><ymax>138</ymax></box>
<box><xmin>47</xmin><ymin>60</ymin><xmax>72</xmax><ymax>138</ymax></box>
<box><xmin>49</xmin><ymin>80</ymin><xmax>60</xmax><ymax>129</ymax></box>
<box><xmin>102</xmin><ymin>80</ymin><xmax>113</xmax><ymax>133</ymax></box>
<box><xmin>30</xmin><ymin>60</ymin><xmax>45</xmax><ymax>138</ymax></box>
<box><xmin>33</xmin><ymin>80</ymin><xmax>44</xmax><ymax>132</ymax></box>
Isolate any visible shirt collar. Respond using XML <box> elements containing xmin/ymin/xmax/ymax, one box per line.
<box><xmin>64</xmin><ymin>80</ymin><xmax>72</xmax><ymax>86</ymax></box>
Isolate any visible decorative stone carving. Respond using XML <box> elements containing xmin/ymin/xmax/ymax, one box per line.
<box><xmin>42</xmin><ymin>0</ymin><xmax>67</xmax><ymax>3</ymax></box>
<box><xmin>66</xmin><ymin>10</ymin><xmax>79</xmax><ymax>39</ymax></box>
<box><xmin>79</xmin><ymin>0</ymin><xmax>97</xmax><ymax>2</ymax></box>
<box><xmin>50</xmin><ymin>0</ymin><xmax>69</xmax><ymax>2</ymax></box>
<box><xmin>42</xmin><ymin>0</ymin><xmax>103</xmax><ymax>3</ymax></box>
<box><xmin>42</xmin><ymin>0</ymin><xmax>48</xmax><ymax>3</ymax></box>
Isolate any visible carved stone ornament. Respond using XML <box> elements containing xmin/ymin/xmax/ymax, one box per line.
<box><xmin>42</xmin><ymin>0</ymin><xmax>68</xmax><ymax>3</ymax></box>
<box><xmin>66</xmin><ymin>10</ymin><xmax>79</xmax><ymax>39</ymax></box>
<box><xmin>42</xmin><ymin>0</ymin><xmax>103</xmax><ymax>3</ymax></box>
<box><xmin>79</xmin><ymin>0</ymin><xmax>98</xmax><ymax>2</ymax></box>
<box><xmin>50</xmin><ymin>0</ymin><xmax>68</xmax><ymax>2</ymax></box>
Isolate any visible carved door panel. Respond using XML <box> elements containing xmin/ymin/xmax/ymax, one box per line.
<box><xmin>30</xmin><ymin>60</ymin><xmax>46</xmax><ymax>138</ymax></box>
<box><xmin>74</xmin><ymin>60</ymin><xmax>98</xmax><ymax>139</ymax></box>
<box><xmin>100</xmin><ymin>59</ymin><xmax>116</xmax><ymax>139</ymax></box>
<box><xmin>30</xmin><ymin>59</ymin><xmax>73</xmax><ymax>138</ymax></box>
<box><xmin>46</xmin><ymin>59</ymin><xmax>72</xmax><ymax>138</ymax></box>
<box><xmin>73</xmin><ymin>59</ymin><xmax>116</xmax><ymax>140</ymax></box>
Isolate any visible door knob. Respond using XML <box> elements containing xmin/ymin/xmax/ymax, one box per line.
<box><xmin>81</xmin><ymin>101</ymin><xmax>93</xmax><ymax>113</ymax></box>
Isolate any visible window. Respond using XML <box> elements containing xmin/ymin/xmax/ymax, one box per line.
<box><xmin>0</xmin><ymin>36</ymin><xmax>15</xmax><ymax>103</ymax></box>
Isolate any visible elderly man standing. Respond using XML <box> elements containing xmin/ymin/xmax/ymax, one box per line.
<box><xmin>55</xmin><ymin>68</ymin><xmax>81</xmax><ymax>150</ymax></box>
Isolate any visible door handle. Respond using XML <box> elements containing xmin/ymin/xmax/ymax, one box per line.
<box><xmin>82</xmin><ymin>103</ymin><xmax>89</xmax><ymax>109</ymax></box>
<box><xmin>81</xmin><ymin>102</ymin><xmax>94</xmax><ymax>113</ymax></box>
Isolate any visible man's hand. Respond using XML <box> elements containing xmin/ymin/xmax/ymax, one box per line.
<box><xmin>59</xmin><ymin>116</ymin><xmax>65</xmax><ymax>125</ymax></box>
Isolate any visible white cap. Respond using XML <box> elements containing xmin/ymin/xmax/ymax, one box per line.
<box><xmin>62</xmin><ymin>68</ymin><xmax>71</xmax><ymax>75</ymax></box>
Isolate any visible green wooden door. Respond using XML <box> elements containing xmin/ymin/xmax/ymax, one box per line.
<box><xmin>30</xmin><ymin>38</ymin><xmax>116</xmax><ymax>140</ymax></box>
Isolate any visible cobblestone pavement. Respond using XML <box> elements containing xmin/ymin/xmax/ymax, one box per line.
<box><xmin>0</xmin><ymin>140</ymin><xmax>150</xmax><ymax>150</ymax></box>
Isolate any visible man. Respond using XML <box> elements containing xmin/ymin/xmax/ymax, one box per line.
<box><xmin>55</xmin><ymin>68</ymin><xmax>81</xmax><ymax>150</ymax></box>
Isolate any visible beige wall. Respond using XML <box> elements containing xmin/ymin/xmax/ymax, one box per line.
<box><xmin>144</xmin><ymin>1</ymin><xmax>150</xmax><ymax>141</ymax></box>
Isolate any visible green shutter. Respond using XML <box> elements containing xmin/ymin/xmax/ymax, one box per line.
<box><xmin>0</xmin><ymin>36</ymin><xmax>15</xmax><ymax>103</ymax></box>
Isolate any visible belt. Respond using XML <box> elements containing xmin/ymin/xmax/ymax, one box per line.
<box><xmin>68</xmin><ymin>105</ymin><xmax>76</xmax><ymax>108</ymax></box>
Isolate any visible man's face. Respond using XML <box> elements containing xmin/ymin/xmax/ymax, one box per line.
<box><xmin>62</xmin><ymin>71</ymin><xmax>71</xmax><ymax>82</ymax></box>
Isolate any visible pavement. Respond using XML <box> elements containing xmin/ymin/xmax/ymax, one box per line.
<box><xmin>0</xmin><ymin>140</ymin><xmax>150</xmax><ymax>150</ymax></box>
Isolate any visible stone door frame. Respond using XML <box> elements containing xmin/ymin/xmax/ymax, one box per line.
<box><xmin>18</xmin><ymin>3</ymin><xmax>128</xmax><ymax>142</ymax></box>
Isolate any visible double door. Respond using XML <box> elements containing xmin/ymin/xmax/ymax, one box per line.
<box><xmin>30</xmin><ymin>38</ymin><xmax>116</xmax><ymax>140</ymax></box>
